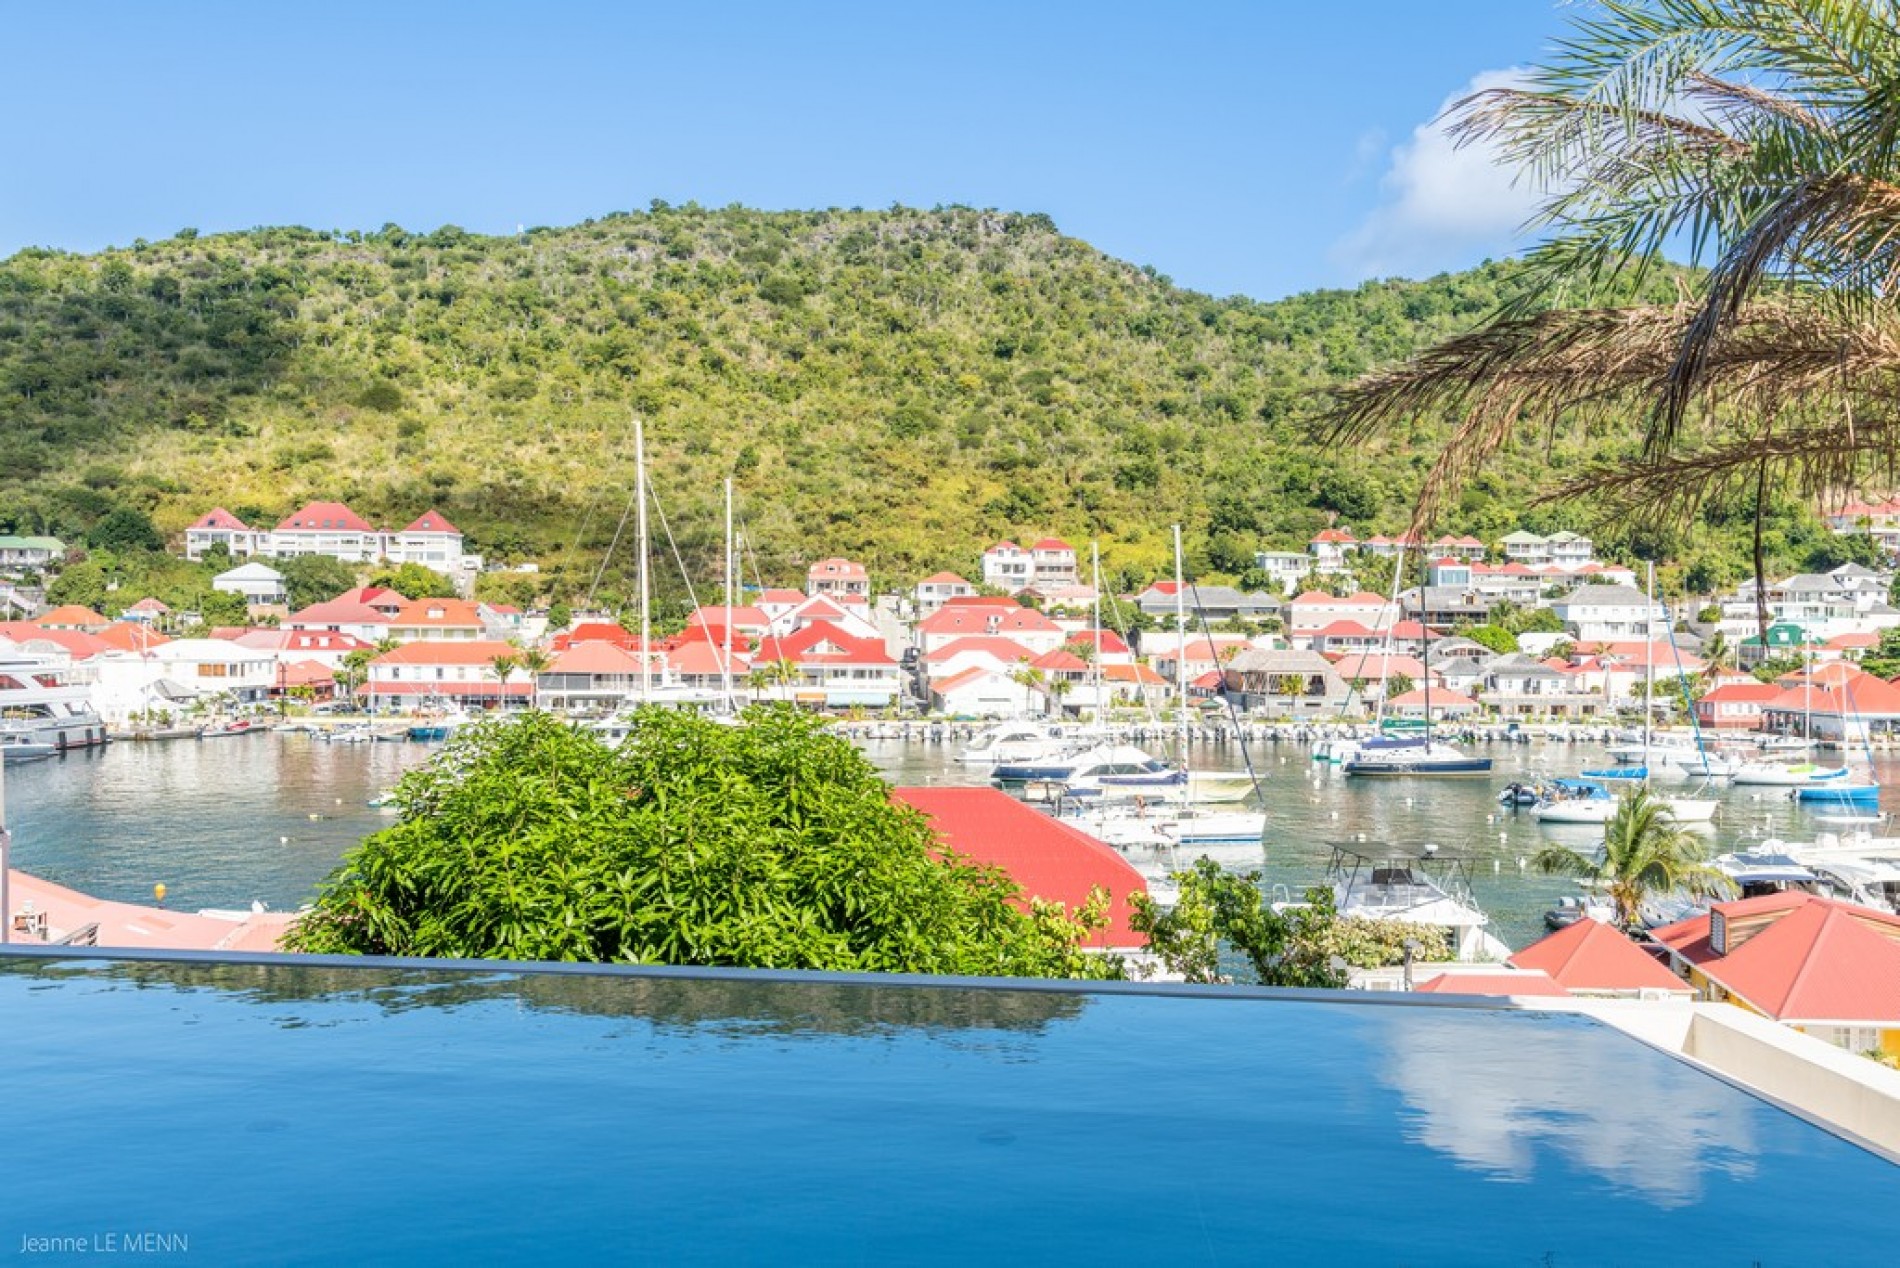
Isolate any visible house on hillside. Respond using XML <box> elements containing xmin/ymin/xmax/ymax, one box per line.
<box><xmin>913</xmin><ymin>572</ymin><xmax>975</xmax><ymax>616</ymax></box>
<box><xmin>1253</xmin><ymin>550</ymin><xmax>1313</xmax><ymax>595</ymax></box>
<box><xmin>1135</xmin><ymin>584</ymin><xmax>1280</xmax><ymax>624</ymax></box>
<box><xmin>183</xmin><ymin>510</ymin><xmax>260</xmax><ymax>561</ymax></box>
<box><xmin>213</xmin><ymin>562</ymin><xmax>287</xmax><ymax>606</ymax></box>
<box><xmin>267</xmin><ymin>501</ymin><xmax>385</xmax><ymax>563</ymax></box>
<box><xmin>805</xmin><ymin>557</ymin><xmax>870</xmax><ymax>601</ymax></box>
<box><xmin>1550</xmin><ymin>584</ymin><xmax>1665</xmax><ymax>642</ymax></box>
<box><xmin>536</xmin><ymin>643</ymin><xmax>647</xmax><ymax>713</ymax></box>
<box><xmin>756</xmin><ymin>621</ymin><xmax>901</xmax><ymax>708</ymax></box>
<box><xmin>1306</xmin><ymin>529</ymin><xmax>1356</xmax><ymax>572</ymax></box>
<box><xmin>0</xmin><ymin>535</ymin><xmax>67</xmax><ymax>573</ymax></box>
<box><xmin>385</xmin><ymin>509</ymin><xmax>466</xmax><ymax>570</ymax></box>
<box><xmin>386</xmin><ymin>598</ymin><xmax>485</xmax><ymax>642</ymax></box>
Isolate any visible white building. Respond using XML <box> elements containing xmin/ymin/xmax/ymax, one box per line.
<box><xmin>805</xmin><ymin>557</ymin><xmax>870</xmax><ymax>601</ymax></box>
<box><xmin>1550</xmin><ymin>584</ymin><xmax>1667</xmax><ymax>643</ymax></box>
<box><xmin>913</xmin><ymin>572</ymin><xmax>976</xmax><ymax>617</ymax></box>
<box><xmin>88</xmin><ymin>638</ymin><xmax>278</xmax><ymax>722</ymax></box>
<box><xmin>1254</xmin><ymin>551</ymin><xmax>1313</xmax><ymax>595</ymax></box>
<box><xmin>212</xmin><ymin>562</ymin><xmax>287</xmax><ymax>606</ymax></box>
<box><xmin>1500</xmin><ymin>531</ymin><xmax>1595</xmax><ymax>568</ymax></box>
<box><xmin>980</xmin><ymin>538</ymin><xmax>1077</xmax><ymax>590</ymax></box>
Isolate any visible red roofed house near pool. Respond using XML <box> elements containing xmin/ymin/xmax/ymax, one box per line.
<box><xmin>892</xmin><ymin>787</ymin><xmax>1148</xmax><ymax>951</ymax></box>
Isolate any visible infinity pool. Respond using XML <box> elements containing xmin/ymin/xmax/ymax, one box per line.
<box><xmin>2</xmin><ymin>955</ymin><xmax>1891</xmax><ymax>1264</ymax></box>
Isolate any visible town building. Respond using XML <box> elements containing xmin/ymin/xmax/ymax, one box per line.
<box><xmin>365</xmin><ymin>640</ymin><xmax>532</xmax><ymax>710</ymax></box>
<box><xmin>1306</xmin><ymin>529</ymin><xmax>1356</xmax><ymax>572</ymax></box>
<box><xmin>913</xmin><ymin>572</ymin><xmax>975</xmax><ymax>616</ymax></box>
<box><xmin>1499</xmin><ymin>530</ymin><xmax>1594</xmax><ymax>567</ymax></box>
<box><xmin>0</xmin><ymin>535</ymin><xmax>66</xmax><ymax>573</ymax></box>
<box><xmin>805</xmin><ymin>557</ymin><xmax>870</xmax><ymax>601</ymax></box>
<box><xmin>1549</xmin><ymin>584</ymin><xmax>1666</xmax><ymax>642</ymax></box>
<box><xmin>183</xmin><ymin>509</ymin><xmax>260</xmax><ymax>560</ymax></box>
<box><xmin>1219</xmin><ymin>648</ymin><xmax>1352</xmax><ymax>714</ymax></box>
<box><xmin>212</xmin><ymin>562</ymin><xmax>288</xmax><ymax>606</ymax></box>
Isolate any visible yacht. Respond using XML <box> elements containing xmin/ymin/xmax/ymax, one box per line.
<box><xmin>1730</xmin><ymin>760</ymin><xmax>1849</xmax><ymax>787</ymax></box>
<box><xmin>957</xmin><ymin>722</ymin><xmax>1068</xmax><ymax>767</ymax></box>
<box><xmin>1604</xmin><ymin>736</ymin><xmax>1701</xmax><ymax>768</ymax></box>
<box><xmin>992</xmin><ymin>743</ymin><xmax>1160</xmax><ymax>787</ymax></box>
<box><xmin>1341</xmin><ymin>736</ymin><xmax>1491</xmax><ymax>778</ymax></box>
<box><xmin>0</xmin><ymin>732</ymin><xmax>55</xmax><ymax>763</ymax></box>
<box><xmin>1300</xmin><ymin>842</ymin><xmax>1512</xmax><ymax>962</ymax></box>
<box><xmin>0</xmin><ymin>649</ymin><xmax>107</xmax><ymax>751</ymax></box>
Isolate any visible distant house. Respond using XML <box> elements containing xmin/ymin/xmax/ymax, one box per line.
<box><xmin>1429</xmin><ymin>534</ymin><xmax>1487</xmax><ymax>562</ymax></box>
<box><xmin>1220</xmin><ymin>648</ymin><xmax>1351</xmax><ymax>714</ymax></box>
<box><xmin>929</xmin><ymin>665</ymin><xmax>1039</xmax><ymax>718</ymax></box>
<box><xmin>88</xmin><ymin>637</ymin><xmax>277</xmax><ymax>722</ymax></box>
<box><xmin>1481</xmin><ymin>653</ymin><xmax>1603</xmax><ymax>718</ymax></box>
<box><xmin>1384</xmin><ymin>688</ymin><xmax>1479</xmax><ymax>720</ymax></box>
<box><xmin>1550</xmin><ymin>584</ymin><xmax>1666</xmax><ymax>643</ymax></box>
<box><xmin>805</xmin><ymin>557</ymin><xmax>870</xmax><ymax>602</ymax></box>
<box><xmin>268</xmin><ymin>501</ymin><xmax>385</xmax><ymax>563</ymax></box>
<box><xmin>183</xmin><ymin>509</ymin><xmax>259</xmax><ymax>561</ymax></box>
<box><xmin>1135</xmin><ymin>584</ymin><xmax>1280</xmax><ymax>624</ymax></box>
<box><xmin>366</xmin><ymin>640</ymin><xmax>532</xmax><ymax>709</ymax></box>
<box><xmin>385</xmin><ymin>509</ymin><xmax>467</xmax><ymax>570</ymax></box>
<box><xmin>386</xmin><ymin>598</ymin><xmax>486</xmax><ymax>643</ymax></box>
<box><xmin>980</xmin><ymin>538</ymin><xmax>1078</xmax><ymax>591</ymax></box>
<box><xmin>1286</xmin><ymin>591</ymin><xmax>1397</xmax><ymax>641</ymax></box>
<box><xmin>34</xmin><ymin>604</ymin><xmax>111</xmax><ymax>632</ymax></box>
<box><xmin>213</xmin><ymin>562</ymin><xmax>288</xmax><ymax>606</ymax></box>
<box><xmin>1500</xmin><ymin>531</ymin><xmax>1594</xmax><ymax>567</ymax></box>
<box><xmin>755</xmin><ymin>620</ymin><xmax>901</xmax><ymax>708</ymax></box>
<box><xmin>0</xmin><ymin>535</ymin><xmax>67</xmax><ymax>572</ymax></box>
<box><xmin>1693</xmin><ymin>682</ymin><xmax>1779</xmax><ymax>730</ymax></box>
<box><xmin>536</xmin><ymin>642</ymin><xmax>648</xmax><ymax>713</ymax></box>
<box><xmin>913</xmin><ymin>571</ymin><xmax>975</xmax><ymax>616</ymax></box>
<box><xmin>1306</xmin><ymin>529</ymin><xmax>1356</xmax><ymax>572</ymax></box>
<box><xmin>1253</xmin><ymin>551</ymin><xmax>1313</xmax><ymax>595</ymax></box>
<box><xmin>979</xmin><ymin>541</ymin><xmax>1032</xmax><ymax>590</ymax></box>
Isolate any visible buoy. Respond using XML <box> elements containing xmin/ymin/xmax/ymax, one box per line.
<box><xmin>280</xmin><ymin>836</ymin><xmax>289</xmax><ymax>845</ymax></box>
<box><xmin>153</xmin><ymin>883</ymin><xmax>167</xmax><ymax>904</ymax></box>
<box><xmin>1516</xmin><ymin>857</ymin><xmax>1527</xmax><ymax>870</ymax></box>
<box><xmin>1493</xmin><ymin>860</ymin><xmax>1500</xmax><ymax>873</ymax></box>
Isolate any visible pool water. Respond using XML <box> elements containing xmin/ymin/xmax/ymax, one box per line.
<box><xmin>2</xmin><ymin>957</ymin><xmax>1892</xmax><ymax>1264</ymax></box>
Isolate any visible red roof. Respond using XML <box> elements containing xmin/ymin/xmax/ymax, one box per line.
<box><xmin>1329</xmin><ymin>652</ymin><xmax>1428</xmax><ymax>681</ymax></box>
<box><xmin>1413</xmin><ymin>972</ymin><xmax>1568</xmax><ymax>997</ymax></box>
<box><xmin>402</xmin><ymin>508</ymin><xmax>461</xmax><ymax>536</ymax></box>
<box><xmin>758</xmin><ymin>588</ymin><xmax>806</xmax><ymax>605</ymax></box>
<box><xmin>806</xmin><ymin>557</ymin><xmax>868</xmax><ymax>579</ymax></box>
<box><xmin>287</xmin><ymin>599</ymin><xmax>390</xmax><ymax>629</ymax></box>
<box><xmin>1191</xmin><ymin>669</ymin><xmax>1224</xmax><ymax>689</ymax></box>
<box><xmin>1030</xmin><ymin>537</ymin><xmax>1074</xmax><ymax>552</ymax></box>
<box><xmin>189</xmin><ymin>507</ymin><xmax>251</xmax><ymax>531</ymax></box>
<box><xmin>548</xmin><ymin>642</ymin><xmax>647</xmax><ymax>674</ymax></box>
<box><xmin>371</xmin><ymin>639</ymin><xmax>521</xmax><ymax>666</ymax></box>
<box><xmin>1824</xmin><ymin>632</ymin><xmax>1878</xmax><ymax>650</ymax></box>
<box><xmin>986</xmin><ymin>540</ymin><xmax>1022</xmax><ymax>553</ymax></box>
<box><xmin>1654</xmin><ymin>893</ymin><xmax>1900</xmax><ymax>1023</ymax></box>
<box><xmin>549</xmin><ymin>621</ymin><xmax>638</xmax><ymax>651</ymax></box>
<box><xmin>1310</xmin><ymin>620</ymin><xmax>1376</xmax><ymax>639</ymax></box>
<box><xmin>1030</xmin><ymin>648</ymin><xmax>1088</xmax><ymax>672</ymax></box>
<box><xmin>92</xmin><ymin>623</ymin><xmax>171</xmax><ymax>653</ymax></box>
<box><xmin>1509</xmin><ymin>920</ymin><xmax>1685</xmax><ymax>993</ymax></box>
<box><xmin>1699</xmin><ymin>682</ymin><xmax>1780</xmax><ymax>705</ymax></box>
<box><xmin>1310</xmin><ymin>529</ymin><xmax>1355</xmax><ymax>544</ymax></box>
<box><xmin>279</xmin><ymin>659</ymin><xmax>336</xmax><ymax>687</ymax></box>
<box><xmin>892</xmin><ymin>787</ymin><xmax>1148</xmax><ymax>948</ymax></box>
<box><xmin>1066</xmin><ymin>629</ymin><xmax>1131</xmax><ymax>655</ymax></box>
<box><xmin>758</xmin><ymin>620</ymin><xmax>893</xmax><ymax>667</ymax></box>
<box><xmin>918</xmin><ymin>571</ymin><xmax>971</xmax><ymax>586</ymax></box>
<box><xmin>665</xmin><ymin>640</ymin><xmax>744</xmax><ymax>676</ymax></box>
<box><xmin>126</xmin><ymin>597</ymin><xmax>170</xmax><ymax>613</ymax></box>
<box><xmin>0</xmin><ymin>623</ymin><xmax>113</xmax><ymax>659</ymax></box>
<box><xmin>1384</xmin><ymin>688</ymin><xmax>1477</xmax><ymax>710</ymax></box>
<box><xmin>941</xmin><ymin>595</ymin><xmax>1023</xmax><ymax>609</ymax></box>
<box><xmin>36</xmin><ymin>604</ymin><xmax>110</xmax><ymax>629</ymax></box>
<box><xmin>389</xmin><ymin>598</ymin><xmax>484</xmax><ymax>629</ymax></box>
<box><xmin>1103</xmin><ymin>663</ymin><xmax>1168</xmax><ymax>685</ymax></box>
<box><xmin>922</xmin><ymin>635</ymin><xmax>1037</xmax><ymax>664</ymax></box>
<box><xmin>275</xmin><ymin>501</ymin><xmax>377</xmax><ymax>534</ymax></box>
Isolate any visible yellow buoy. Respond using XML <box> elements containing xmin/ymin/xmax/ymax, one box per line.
<box><xmin>153</xmin><ymin>883</ymin><xmax>167</xmax><ymax>904</ymax></box>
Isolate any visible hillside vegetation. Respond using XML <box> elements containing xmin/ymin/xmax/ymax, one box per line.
<box><xmin>0</xmin><ymin>205</ymin><xmax>1847</xmax><ymax>601</ymax></box>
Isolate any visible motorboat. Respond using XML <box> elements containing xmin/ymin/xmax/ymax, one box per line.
<box><xmin>0</xmin><ymin>649</ymin><xmax>108</xmax><ymax>750</ymax></box>
<box><xmin>957</xmin><ymin>722</ymin><xmax>1068</xmax><ymax>767</ymax></box>
<box><xmin>0</xmin><ymin>731</ymin><xmax>55</xmax><ymax>763</ymax></box>
<box><xmin>1299</xmin><ymin>841</ymin><xmax>1512</xmax><ymax>962</ymax></box>
<box><xmin>1604</xmin><ymin>737</ymin><xmax>1701</xmax><ymax>767</ymax></box>
<box><xmin>1673</xmin><ymin>750</ymin><xmax>1744</xmax><ymax>779</ymax></box>
<box><xmin>1730</xmin><ymin>761</ymin><xmax>1849</xmax><ymax>787</ymax></box>
<box><xmin>1543</xmin><ymin>894</ymin><xmax>1615</xmax><ymax>931</ymax></box>
<box><xmin>1498</xmin><ymin>781</ymin><xmax>1540</xmax><ymax>807</ymax></box>
<box><xmin>202</xmin><ymin>717</ymin><xmax>264</xmax><ymax>737</ymax></box>
<box><xmin>1801</xmin><ymin>856</ymin><xmax>1900</xmax><ymax>915</ymax></box>
<box><xmin>407</xmin><ymin>708</ymin><xmax>470</xmax><ymax>742</ymax></box>
<box><xmin>1711</xmin><ymin>848</ymin><xmax>1825</xmax><ymax>899</ymax></box>
<box><xmin>994</xmin><ymin>743</ymin><xmax>1166</xmax><ymax>788</ymax></box>
<box><xmin>1793</xmin><ymin>781</ymin><xmax>1880</xmax><ymax>806</ymax></box>
<box><xmin>1530</xmin><ymin>779</ymin><xmax>1618</xmax><ymax>825</ymax></box>
<box><xmin>1341</xmin><ymin>736</ymin><xmax>1491</xmax><ymax>778</ymax></box>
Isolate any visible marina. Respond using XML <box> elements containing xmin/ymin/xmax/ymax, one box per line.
<box><xmin>7</xmin><ymin>722</ymin><xmax>1896</xmax><ymax>953</ymax></box>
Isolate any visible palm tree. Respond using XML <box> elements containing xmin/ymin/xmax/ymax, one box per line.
<box><xmin>489</xmin><ymin>653</ymin><xmax>521</xmax><ymax>710</ymax></box>
<box><xmin>1323</xmin><ymin>1</ymin><xmax>1900</xmax><ymax>645</ymax></box>
<box><xmin>1532</xmin><ymin>787</ymin><xmax>1734</xmax><ymax>928</ymax></box>
<box><xmin>746</xmin><ymin>657</ymin><xmax>799</xmax><ymax>702</ymax></box>
<box><xmin>516</xmin><ymin>646</ymin><xmax>551</xmax><ymax>711</ymax></box>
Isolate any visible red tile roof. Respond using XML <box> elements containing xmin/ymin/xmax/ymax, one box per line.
<box><xmin>1698</xmin><ymin>682</ymin><xmax>1781</xmax><ymax>705</ymax></box>
<box><xmin>402</xmin><ymin>508</ymin><xmax>460</xmax><ymax>535</ymax></box>
<box><xmin>1384</xmin><ymin>688</ymin><xmax>1477</xmax><ymax>710</ymax></box>
<box><xmin>1103</xmin><ymin>663</ymin><xmax>1168</xmax><ymax>685</ymax></box>
<box><xmin>35</xmin><ymin>604</ymin><xmax>110</xmax><ymax>629</ymax></box>
<box><xmin>1509</xmin><ymin>919</ymin><xmax>1685</xmax><ymax>993</ymax></box>
<box><xmin>548</xmin><ymin>642</ymin><xmax>647</xmax><ymax>675</ymax></box>
<box><xmin>1030</xmin><ymin>537</ymin><xmax>1074</xmax><ymax>552</ymax></box>
<box><xmin>0</xmin><ymin>624</ymin><xmax>113</xmax><ymax>659</ymax></box>
<box><xmin>758</xmin><ymin>588</ymin><xmax>806</xmax><ymax>605</ymax></box>
<box><xmin>389</xmin><ymin>598</ymin><xmax>485</xmax><ymax>629</ymax></box>
<box><xmin>665</xmin><ymin>640</ymin><xmax>744</xmax><ymax>676</ymax></box>
<box><xmin>1413</xmin><ymin>971</ymin><xmax>1568</xmax><ymax>997</ymax></box>
<box><xmin>275</xmin><ymin>500</ymin><xmax>377</xmax><ymax>534</ymax></box>
<box><xmin>806</xmin><ymin>557</ymin><xmax>868</xmax><ymax>579</ymax></box>
<box><xmin>758</xmin><ymin>620</ymin><xmax>894</xmax><ymax>667</ymax></box>
<box><xmin>1310</xmin><ymin>529</ymin><xmax>1355</xmax><ymax>544</ymax></box>
<box><xmin>371</xmin><ymin>639</ymin><xmax>521</xmax><ymax>666</ymax></box>
<box><xmin>288</xmin><ymin>599</ymin><xmax>391</xmax><ymax>628</ymax></box>
<box><xmin>1066</xmin><ymin>629</ymin><xmax>1131</xmax><ymax>655</ymax></box>
<box><xmin>1654</xmin><ymin>892</ymin><xmax>1900</xmax><ymax>1023</ymax></box>
<box><xmin>924</xmin><ymin>636</ymin><xmax>1038</xmax><ymax>664</ymax></box>
<box><xmin>918</xmin><ymin>571</ymin><xmax>971</xmax><ymax>586</ymax></box>
<box><xmin>549</xmin><ymin>621</ymin><xmax>638</xmax><ymax>651</ymax></box>
<box><xmin>1032</xmin><ymin>649</ymin><xmax>1089</xmax><ymax>672</ymax></box>
<box><xmin>92</xmin><ymin>623</ymin><xmax>171</xmax><ymax>653</ymax></box>
<box><xmin>279</xmin><ymin>658</ymin><xmax>336</xmax><ymax>687</ymax></box>
<box><xmin>189</xmin><ymin>507</ymin><xmax>251</xmax><ymax>531</ymax></box>
<box><xmin>892</xmin><ymin>787</ymin><xmax>1148</xmax><ymax>948</ymax></box>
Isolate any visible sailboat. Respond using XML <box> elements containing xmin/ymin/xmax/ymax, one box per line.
<box><xmin>1794</xmin><ymin>678</ymin><xmax>1881</xmax><ymax>806</ymax></box>
<box><xmin>1343</xmin><ymin>547</ymin><xmax>1492</xmax><ymax>778</ymax></box>
<box><xmin>1732</xmin><ymin>643</ymin><xmax>1850</xmax><ymax>787</ymax></box>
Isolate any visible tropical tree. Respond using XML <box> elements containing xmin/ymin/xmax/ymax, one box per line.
<box><xmin>1531</xmin><ymin>787</ymin><xmax>1733</xmax><ymax>928</ymax></box>
<box><xmin>488</xmin><ymin>653</ymin><xmax>521</xmax><ymax>708</ymax></box>
<box><xmin>284</xmin><ymin>707</ymin><xmax>1120</xmax><ymax>978</ymax></box>
<box><xmin>1324</xmin><ymin>0</ymin><xmax>1900</xmax><ymax>645</ymax></box>
<box><xmin>515</xmin><ymin>646</ymin><xmax>551</xmax><ymax>710</ymax></box>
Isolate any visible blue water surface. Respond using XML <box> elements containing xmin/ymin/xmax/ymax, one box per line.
<box><xmin>1</xmin><ymin>958</ymin><xmax>1892</xmax><ymax>1265</ymax></box>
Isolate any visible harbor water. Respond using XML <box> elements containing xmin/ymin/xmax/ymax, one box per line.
<box><xmin>5</xmin><ymin>727</ymin><xmax>1893</xmax><ymax>952</ymax></box>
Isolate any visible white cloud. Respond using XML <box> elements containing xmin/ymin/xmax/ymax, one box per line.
<box><xmin>1332</xmin><ymin>68</ymin><xmax>1543</xmax><ymax>282</ymax></box>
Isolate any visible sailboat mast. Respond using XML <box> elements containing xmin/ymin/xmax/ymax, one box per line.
<box><xmin>1091</xmin><ymin>541</ymin><xmax>1103</xmax><ymax>720</ymax></box>
<box><xmin>1173</xmin><ymin>524</ymin><xmax>1187</xmax><ymax>752</ymax></box>
<box><xmin>1416</xmin><ymin>545</ymin><xmax>1432</xmax><ymax>738</ymax></box>
<box><xmin>635</xmin><ymin>415</ymin><xmax>651</xmax><ymax>703</ymax></box>
<box><xmin>723</xmin><ymin>476</ymin><xmax>734</xmax><ymax>711</ymax></box>
<box><xmin>1645</xmin><ymin>559</ymin><xmax>1655</xmax><ymax>752</ymax></box>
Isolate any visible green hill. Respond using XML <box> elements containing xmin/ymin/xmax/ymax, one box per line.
<box><xmin>0</xmin><ymin>205</ymin><xmax>1844</xmax><ymax>602</ymax></box>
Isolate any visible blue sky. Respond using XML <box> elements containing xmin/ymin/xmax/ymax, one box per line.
<box><xmin>0</xmin><ymin>1</ymin><xmax>1566</xmax><ymax>300</ymax></box>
